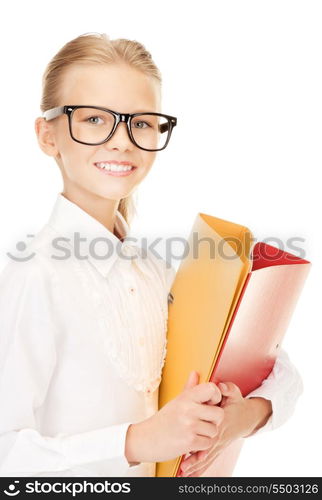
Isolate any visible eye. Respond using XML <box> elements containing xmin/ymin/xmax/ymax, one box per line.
<box><xmin>133</xmin><ymin>120</ymin><xmax>151</xmax><ymax>129</ymax></box>
<box><xmin>86</xmin><ymin>115</ymin><xmax>104</xmax><ymax>125</ymax></box>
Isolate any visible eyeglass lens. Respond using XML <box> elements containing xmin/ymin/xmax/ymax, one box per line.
<box><xmin>70</xmin><ymin>107</ymin><xmax>171</xmax><ymax>150</ymax></box>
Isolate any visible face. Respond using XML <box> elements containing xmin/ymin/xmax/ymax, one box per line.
<box><xmin>35</xmin><ymin>63</ymin><xmax>161</xmax><ymax>205</ymax></box>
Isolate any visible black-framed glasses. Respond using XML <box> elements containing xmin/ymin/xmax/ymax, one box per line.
<box><xmin>43</xmin><ymin>105</ymin><xmax>177</xmax><ymax>152</ymax></box>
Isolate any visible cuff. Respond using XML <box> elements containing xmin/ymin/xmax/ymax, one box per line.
<box><xmin>121</xmin><ymin>423</ymin><xmax>141</xmax><ymax>469</ymax></box>
<box><xmin>244</xmin><ymin>362</ymin><xmax>304</xmax><ymax>436</ymax></box>
<box><xmin>61</xmin><ymin>421</ymin><xmax>142</xmax><ymax>469</ymax></box>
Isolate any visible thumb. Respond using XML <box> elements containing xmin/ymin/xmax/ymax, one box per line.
<box><xmin>184</xmin><ymin>370</ymin><xmax>200</xmax><ymax>390</ymax></box>
<box><xmin>218</xmin><ymin>382</ymin><xmax>242</xmax><ymax>405</ymax></box>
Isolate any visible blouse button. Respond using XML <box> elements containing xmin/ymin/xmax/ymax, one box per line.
<box><xmin>129</xmin><ymin>287</ymin><xmax>135</xmax><ymax>293</ymax></box>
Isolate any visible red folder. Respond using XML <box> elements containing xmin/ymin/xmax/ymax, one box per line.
<box><xmin>156</xmin><ymin>213</ymin><xmax>311</xmax><ymax>477</ymax></box>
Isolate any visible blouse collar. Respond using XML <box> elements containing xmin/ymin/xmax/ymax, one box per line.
<box><xmin>46</xmin><ymin>192</ymin><xmax>147</xmax><ymax>278</ymax></box>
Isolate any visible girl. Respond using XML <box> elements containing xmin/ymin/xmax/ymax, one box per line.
<box><xmin>0</xmin><ymin>33</ymin><xmax>303</xmax><ymax>478</ymax></box>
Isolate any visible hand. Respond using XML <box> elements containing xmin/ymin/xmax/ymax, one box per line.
<box><xmin>125</xmin><ymin>371</ymin><xmax>225</xmax><ymax>463</ymax></box>
<box><xmin>178</xmin><ymin>382</ymin><xmax>273</xmax><ymax>477</ymax></box>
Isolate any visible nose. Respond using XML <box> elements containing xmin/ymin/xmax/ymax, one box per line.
<box><xmin>104</xmin><ymin>120</ymin><xmax>134</xmax><ymax>151</ymax></box>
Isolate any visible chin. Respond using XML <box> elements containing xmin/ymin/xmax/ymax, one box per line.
<box><xmin>92</xmin><ymin>188</ymin><xmax>133</xmax><ymax>201</ymax></box>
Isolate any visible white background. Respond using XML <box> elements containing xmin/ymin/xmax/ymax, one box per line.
<box><xmin>0</xmin><ymin>0</ymin><xmax>321</xmax><ymax>477</ymax></box>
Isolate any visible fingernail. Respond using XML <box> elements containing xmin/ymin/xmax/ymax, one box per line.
<box><xmin>219</xmin><ymin>382</ymin><xmax>227</xmax><ymax>391</ymax></box>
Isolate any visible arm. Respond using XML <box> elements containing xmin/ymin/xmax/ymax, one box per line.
<box><xmin>0</xmin><ymin>259</ymin><xmax>139</xmax><ymax>476</ymax></box>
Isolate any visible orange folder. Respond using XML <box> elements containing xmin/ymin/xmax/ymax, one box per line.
<box><xmin>156</xmin><ymin>213</ymin><xmax>311</xmax><ymax>477</ymax></box>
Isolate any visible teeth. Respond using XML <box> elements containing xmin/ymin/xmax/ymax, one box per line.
<box><xmin>95</xmin><ymin>162</ymin><xmax>134</xmax><ymax>172</ymax></box>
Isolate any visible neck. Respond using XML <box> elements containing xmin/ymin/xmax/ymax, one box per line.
<box><xmin>61</xmin><ymin>188</ymin><xmax>120</xmax><ymax>235</ymax></box>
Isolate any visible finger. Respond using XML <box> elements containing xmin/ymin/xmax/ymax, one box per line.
<box><xmin>192</xmin><ymin>449</ymin><xmax>209</xmax><ymax>461</ymax></box>
<box><xmin>180</xmin><ymin>447</ymin><xmax>212</xmax><ymax>469</ymax></box>
<box><xmin>180</xmin><ymin>448</ymin><xmax>210</xmax><ymax>472</ymax></box>
<box><xmin>196</xmin><ymin>449</ymin><xmax>209</xmax><ymax>461</ymax></box>
<box><xmin>184</xmin><ymin>462</ymin><xmax>212</xmax><ymax>477</ymax></box>
<box><xmin>183</xmin><ymin>445</ymin><xmax>225</xmax><ymax>476</ymax></box>
<box><xmin>190</xmin><ymin>434</ymin><xmax>214</xmax><ymax>451</ymax></box>
<box><xmin>181</xmin><ymin>458</ymin><xmax>213</xmax><ymax>477</ymax></box>
<box><xmin>195</xmin><ymin>420</ymin><xmax>218</xmax><ymax>439</ymax></box>
<box><xmin>198</xmin><ymin>404</ymin><xmax>225</xmax><ymax>426</ymax></box>
<box><xmin>191</xmin><ymin>382</ymin><xmax>222</xmax><ymax>405</ymax></box>
<box><xmin>183</xmin><ymin>371</ymin><xmax>200</xmax><ymax>390</ymax></box>
<box><xmin>181</xmin><ymin>447</ymin><xmax>215</xmax><ymax>474</ymax></box>
<box><xmin>180</xmin><ymin>448</ymin><xmax>209</xmax><ymax>472</ymax></box>
<box><xmin>218</xmin><ymin>381</ymin><xmax>242</xmax><ymax>398</ymax></box>
<box><xmin>182</xmin><ymin>455</ymin><xmax>216</xmax><ymax>477</ymax></box>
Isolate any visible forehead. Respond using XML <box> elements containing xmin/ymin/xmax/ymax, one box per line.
<box><xmin>59</xmin><ymin>63</ymin><xmax>160</xmax><ymax>113</ymax></box>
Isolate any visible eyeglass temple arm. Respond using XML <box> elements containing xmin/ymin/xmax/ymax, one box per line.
<box><xmin>43</xmin><ymin>106</ymin><xmax>65</xmax><ymax>121</ymax></box>
<box><xmin>159</xmin><ymin>118</ymin><xmax>177</xmax><ymax>134</ymax></box>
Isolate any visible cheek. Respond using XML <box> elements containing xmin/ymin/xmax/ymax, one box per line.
<box><xmin>135</xmin><ymin>163</ymin><xmax>153</xmax><ymax>183</ymax></box>
<box><xmin>139</xmin><ymin>152</ymin><xmax>156</xmax><ymax>173</ymax></box>
<box><xmin>60</xmin><ymin>144</ymin><xmax>92</xmax><ymax>174</ymax></box>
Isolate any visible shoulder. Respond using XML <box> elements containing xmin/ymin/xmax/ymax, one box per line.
<box><xmin>1</xmin><ymin>223</ymin><xmax>59</xmax><ymax>285</ymax></box>
<box><xmin>0</xmin><ymin>243</ymin><xmax>56</xmax><ymax>305</ymax></box>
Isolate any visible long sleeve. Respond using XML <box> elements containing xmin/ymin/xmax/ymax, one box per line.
<box><xmin>244</xmin><ymin>347</ymin><xmax>304</xmax><ymax>436</ymax></box>
<box><xmin>0</xmin><ymin>259</ymin><xmax>138</xmax><ymax>476</ymax></box>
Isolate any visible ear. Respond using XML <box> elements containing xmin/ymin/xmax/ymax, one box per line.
<box><xmin>34</xmin><ymin>116</ymin><xmax>59</xmax><ymax>157</ymax></box>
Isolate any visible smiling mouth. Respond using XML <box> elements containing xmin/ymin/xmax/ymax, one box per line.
<box><xmin>93</xmin><ymin>162</ymin><xmax>137</xmax><ymax>176</ymax></box>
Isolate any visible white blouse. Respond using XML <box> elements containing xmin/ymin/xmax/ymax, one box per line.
<box><xmin>0</xmin><ymin>193</ymin><xmax>304</xmax><ymax>477</ymax></box>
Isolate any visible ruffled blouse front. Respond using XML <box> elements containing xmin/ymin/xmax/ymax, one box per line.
<box><xmin>73</xmin><ymin>239</ymin><xmax>173</xmax><ymax>394</ymax></box>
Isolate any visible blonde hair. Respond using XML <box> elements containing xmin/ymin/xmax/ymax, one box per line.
<box><xmin>40</xmin><ymin>32</ymin><xmax>162</xmax><ymax>226</ymax></box>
